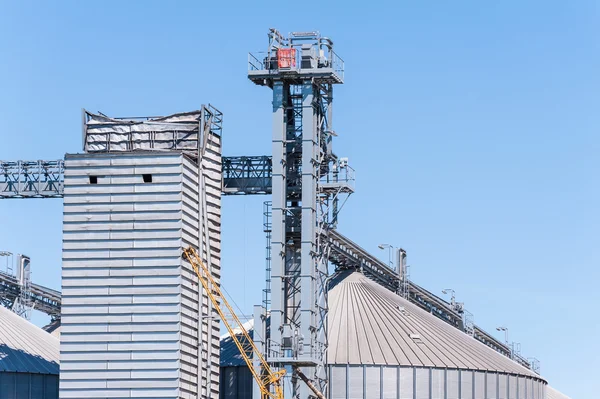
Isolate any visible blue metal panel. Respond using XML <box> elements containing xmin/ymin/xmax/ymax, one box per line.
<box><xmin>0</xmin><ymin>307</ymin><xmax>59</xmax><ymax>374</ymax></box>
<box><xmin>0</xmin><ymin>373</ymin><xmax>58</xmax><ymax>399</ymax></box>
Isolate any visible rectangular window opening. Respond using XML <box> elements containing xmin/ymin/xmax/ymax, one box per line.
<box><xmin>142</xmin><ymin>174</ymin><xmax>152</xmax><ymax>183</ymax></box>
<box><xmin>89</xmin><ymin>176</ymin><xmax>98</xmax><ymax>184</ymax></box>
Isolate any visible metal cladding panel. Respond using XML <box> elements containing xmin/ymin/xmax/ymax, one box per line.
<box><xmin>330</xmin><ymin>367</ymin><xmax>346</xmax><ymax>399</ymax></box>
<box><xmin>399</xmin><ymin>368</ymin><xmax>413</xmax><ymax>399</ymax></box>
<box><xmin>0</xmin><ymin>372</ymin><xmax>59</xmax><ymax>399</ymax></box>
<box><xmin>382</xmin><ymin>367</ymin><xmax>397</xmax><ymax>399</ymax></box>
<box><xmin>487</xmin><ymin>373</ymin><xmax>498</xmax><ymax>399</ymax></box>
<box><xmin>461</xmin><ymin>370</ymin><xmax>473</xmax><ymax>399</ymax></box>
<box><xmin>431</xmin><ymin>369</ymin><xmax>444</xmax><ymax>399</ymax></box>
<box><xmin>475</xmin><ymin>371</ymin><xmax>485</xmax><ymax>398</ymax></box>
<box><xmin>348</xmin><ymin>367</ymin><xmax>363</xmax><ymax>399</ymax></box>
<box><xmin>0</xmin><ymin>306</ymin><xmax>59</xmax><ymax>374</ymax></box>
<box><xmin>192</xmin><ymin>132</ymin><xmax>222</xmax><ymax>399</ymax></box>
<box><xmin>224</xmin><ymin>365</ymin><xmax>549</xmax><ymax>399</ymax></box>
<box><xmin>518</xmin><ymin>377</ymin><xmax>526</xmax><ymax>399</ymax></box>
<box><xmin>61</xmin><ymin>151</ymin><xmax>221</xmax><ymax>399</ymax></box>
<box><xmin>218</xmin><ymin>367</ymin><xmax>251</xmax><ymax>399</ymax></box>
<box><xmin>416</xmin><ymin>368</ymin><xmax>429</xmax><ymax>399</ymax></box>
<box><xmin>509</xmin><ymin>376</ymin><xmax>518</xmax><ymax>399</ymax></box>
<box><xmin>365</xmin><ymin>366</ymin><xmax>380</xmax><ymax>398</ymax></box>
<box><xmin>499</xmin><ymin>374</ymin><xmax>508</xmax><ymax>399</ymax></box>
<box><xmin>447</xmin><ymin>369</ymin><xmax>459</xmax><ymax>399</ymax></box>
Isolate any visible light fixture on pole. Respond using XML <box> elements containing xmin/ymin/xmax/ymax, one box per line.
<box><xmin>441</xmin><ymin>288</ymin><xmax>456</xmax><ymax>305</ymax></box>
<box><xmin>0</xmin><ymin>251</ymin><xmax>13</xmax><ymax>274</ymax></box>
<box><xmin>496</xmin><ymin>326</ymin><xmax>513</xmax><ymax>359</ymax></box>
<box><xmin>377</xmin><ymin>243</ymin><xmax>394</xmax><ymax>269</ymax></box>
<box><xmin>496</xmin><ymin>326</ymin><xmax>509</xmax><ymax>345</ymax></box>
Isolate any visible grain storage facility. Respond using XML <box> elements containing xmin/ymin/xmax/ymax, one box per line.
<box><xmin>0</xmin><ymin>28</ymin><xmax>577</xmax><ymax>399</ymax></box>
<box><xmin>220</xmin><ymin>271</ymin><xmax>548</xmax><ymax>399</ymax></box>
<box><xmin>0</xmin><ymin>306</ymin><xmax>59</xmax><ymax>398</ymax></box>
<box><xmin>326</xmin><ymin>271</ymin><xmax>546</xmax><ymax>399</ymax></box>
<box><xmin>60</xmin><ymin>109</ymin><xmax>223</xmax><ymax>399</ymax></box>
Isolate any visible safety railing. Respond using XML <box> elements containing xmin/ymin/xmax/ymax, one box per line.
<box><xmin>248</xmin><ymin>52</ymin><xmax>265</xmax><ymax>71</ymax></box>
<box><xmin>248</xmin><ymin>49</ymin><xmax>344</xmax><ymax>82</ymax></box>
<box><xmin>319</xmin><ymin>163</ymin><xmax>355</xmax><ymax>193</ymax></box>
<box><xmin>330</xmin><ymin>50</ymin><xmax>344</xmax><ymax>81</ymax></box>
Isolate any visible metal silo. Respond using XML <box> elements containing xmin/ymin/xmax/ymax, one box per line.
<box><xmin>0</xmin><ymin>306</ymin><xmax>59</xmax><ymax>399</ymax></box>
<box><xmin>326</xmin><ymin>271</ymin><xmax>547</xmax><ymax>399</ymax></box>
<box><xmin>220</xmin><ymin>270</ymin><xmax>549</xmax><ymax>399</ymax></box>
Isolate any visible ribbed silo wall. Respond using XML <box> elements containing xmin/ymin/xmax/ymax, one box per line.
<box><xmin>217</xmin><ymin>364</ymin><xmax>549</xmax><ymax>399</ymax></box>
<box><xmin>328</xmin><ymin>365</ymin><xmax>546</xmax><ymax>399</ymax></box>
<box><xmin>219</xmin><ymin>366</ymin><xmax>253</xmax><ymax>399</ymax></box>
<box><xmin>60</xmin><ymin>147</ymin><xmax>221</xmax><ymax>399</ymax></box>
<box><xmin>0</xmin><ymin>372</ymin><xmax>58</xmax><ymax>399</ymax></box>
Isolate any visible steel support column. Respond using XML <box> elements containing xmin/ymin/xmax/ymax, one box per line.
<box><xmin>300</xmin><ymin>81</ymin><xmax>317</xmax><ymax>399</ymax></box>
<box><xmin>268</xmin><ymin>80</ymin><xmax>287</xmax><ymax>370</ymax></box>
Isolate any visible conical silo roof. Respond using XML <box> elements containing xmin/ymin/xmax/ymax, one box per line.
<box><xmin>327</xmin><ymin>271</ymin><xmax>543</xmax><ymax>380</ymax></box>
<box><xmin>0</xmin><ymin>306</ymin><xmax>59</xmax><ymax>374</ymax></box>
<box><xmin>547</xmin><ymin>386</ymin><xmax>572</xmax><ymax>399</ymax></box>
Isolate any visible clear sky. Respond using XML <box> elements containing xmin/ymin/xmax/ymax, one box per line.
<box><xmin>0</xmin><ymin>1</ymin><xmax>597</xmax><ymax>397</ymax></box>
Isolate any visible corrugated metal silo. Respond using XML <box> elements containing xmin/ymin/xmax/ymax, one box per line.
<box><xmin>326</xmin><ymin>271</ymin><xmax>547</xmax><ymax>399</ymax></box>
<box><xmin>220</xmin><ymin>271</ymin><xmax>550</xmax><ymax>399</ymax></box>
<box><xmin>61</xmin><ymin>109</ymin><xmax>223</xmax><ymax>399</ymax></box>
<box><xmin>0</xmin><ymin>306</ymin><xmax>59</xmax><ymax>398</ymax></box>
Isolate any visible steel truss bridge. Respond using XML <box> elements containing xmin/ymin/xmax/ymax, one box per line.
<box><xmin>1</xmin><ymin>156</ymin><xmax>537</xmax><ymax>372</ymax></box>
<box><xmin>0</xmin><ymin>270</ymin><xmax>61</xmax><ymax>319</ymax></box>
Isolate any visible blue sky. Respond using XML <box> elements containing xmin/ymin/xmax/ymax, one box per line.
<box><xmin>0</xmin><ymin>1</ymin><xmax>597</xmax><ymax>397</ymax></box>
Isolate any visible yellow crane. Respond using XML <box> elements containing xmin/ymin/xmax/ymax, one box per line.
<box><xmin>183</xmin><ymin>247</ymin><xmax>285</xmax><ymax>399</ymax></box>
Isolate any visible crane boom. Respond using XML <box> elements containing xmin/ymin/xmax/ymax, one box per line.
<box><xmin>183</xmin><ymin>247</ymin><xmax>285</xmax><ymax>399</ymax></box>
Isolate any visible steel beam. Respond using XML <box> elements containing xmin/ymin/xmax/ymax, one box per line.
<box><xmin>0</xmin><ymin>160</ymin><xmax>64</xmax><ymax>198</ymax></box>
<box><xmin>222</xmin><ymin>156</ymin><xmax>272</xmax><ymax>195</ymax></box>
<box><xmin>1</xmin><ymin>157</ymin><xmax>274</xmax><ymax>198</ymax></box>
<box><xmin>0</xmin><ymin>271</ymin><xmax>61</xmax><ymax>319</ymax></box>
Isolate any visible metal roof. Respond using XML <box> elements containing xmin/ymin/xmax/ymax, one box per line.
<box><xmin>220</xmin><ymin>320</ymin><xmax>254</xmax><ymax>367</ymax></box>
<box><xmin>547</xmin><ymin>386</ymin><xmax>573</xmax><ymax>399</ymax></box>
<box><xmin>0</xmin><ymin>306</ymin><xmax>59</xmax><ymax>374</ymax></box>
<box><xmin>327</xmin><ymin>271</ymin><xmax>544</xmax><ymax>380</ymax></box>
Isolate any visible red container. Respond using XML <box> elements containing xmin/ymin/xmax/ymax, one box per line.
<box><xmin>277</xmin><ymin>48</ymin><xmax>296</xmax><ymax>69</ymax></box>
